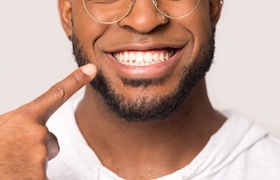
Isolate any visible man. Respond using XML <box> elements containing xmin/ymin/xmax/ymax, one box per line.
<box><xmin>0</xmin><ymin>0</ymin><xmax>280</xmax><ymax>179</ymax></box>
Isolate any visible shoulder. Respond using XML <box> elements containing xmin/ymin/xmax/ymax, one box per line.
<box><xmin>227</xmin><ymin>111</ymin><xmax>280</xmax><ymax>171</ymax></box>
<box><xmin>246</xmin><ymin>134</ymin><xmax>280</xmax><ymax>163</ymax></box>
<box><xmin>218</xmin><ymin>129</ymin><xmax>280</xmax><ymax>179</ymax></box>
<box><xmin>226</xmin><ymin>135</ymin><xmax>280</xmax><ymax>179</ymax></box>
<box><xmin>205</xmin><ymin>111</ymin><xmax>280</xmax><ymax>179</ymax></box>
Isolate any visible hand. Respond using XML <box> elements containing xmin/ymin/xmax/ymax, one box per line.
<box><xmin>0</xmin><ymin>64</ymin><xmax>96</xmax><ymax>180</ymax></box>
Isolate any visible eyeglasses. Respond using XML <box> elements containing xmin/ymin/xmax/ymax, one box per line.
<box><xmin>83</xmin><ymin>0</ymin><xmax>201</xmax><ymax>24</ymax></box>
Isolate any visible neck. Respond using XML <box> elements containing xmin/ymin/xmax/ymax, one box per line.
<box><xmin>75</xmin><ymin>78</ymin><xmax>225</xmax><ymax>179</ymax></box>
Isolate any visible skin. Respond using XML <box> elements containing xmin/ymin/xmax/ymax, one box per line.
<box><xmin>0</xmin><ymin>64</ymin><xmax>96</xmax><ymax>179</ymax></box>
<box><xmin>62</xmin><ymin>0</ymin><xmax>225</xmax><ymax>179</ymax></box>
<box><xmin>0</xmin><ymin>0</ymin><xmax>224</xmax><ymax>179</ymax></box>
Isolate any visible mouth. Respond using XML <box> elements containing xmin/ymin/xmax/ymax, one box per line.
<box><xmin>112</xmin><ymin>49</ymin><xmax>176</xmax><ymax>66</ymax></box>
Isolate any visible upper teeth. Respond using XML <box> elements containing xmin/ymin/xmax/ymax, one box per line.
<box><xmin>113</xmin><ymin>50</ymin><xmax>175</xmax><ymax>66</ymax></box>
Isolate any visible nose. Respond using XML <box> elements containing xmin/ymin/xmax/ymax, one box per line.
<box><xmin>118</xmin><ymin>0</ymin><xmax>168</xmax><ymax>33</ymax></box>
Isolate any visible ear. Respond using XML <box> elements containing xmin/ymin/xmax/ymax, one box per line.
<box><xmin>209</xmin><ymin>0</ymin><xmax>223</xmax><ymax>29</ymax></box>
<box><xmin>58</xmin><ymin>0</ymin><xmax>73</xmax><ymax>40</ymax></box>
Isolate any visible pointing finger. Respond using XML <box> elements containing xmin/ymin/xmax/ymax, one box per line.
<box><xmin>23</xmin><ymin>63</ymin><xmax>96</xmax><ymax>124</ymax></box>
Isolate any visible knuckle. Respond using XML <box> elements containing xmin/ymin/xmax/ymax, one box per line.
<box><xmin>32</xmin><ymin>125</ymin><xmax>49</xmax><ymax>140</ymax></box>
<box><xmin>49</xmin><ymin>84</ymin><xmax>66</xmax><ymax>103</ymax></box>
<box><xmin>20</xmin><ymin>125</ymin><xmax>49</xmax><ymax>142</ymax></box>
<box><xmin>70</xmin><ymin>69</ymin><xmax>87</xmax><ymax>85</ymax></box>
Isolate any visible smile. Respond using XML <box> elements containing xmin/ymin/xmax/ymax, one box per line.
<box><xmin>112</xmin><ymin>49</ymin><xmax>176</xmax><ymax>66</ymax></box>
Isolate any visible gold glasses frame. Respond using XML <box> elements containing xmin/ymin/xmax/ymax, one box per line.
<box><xmin>82</xmin><ymin>0</ymin><xmax>201</xmax><ymax>24</ymax></box>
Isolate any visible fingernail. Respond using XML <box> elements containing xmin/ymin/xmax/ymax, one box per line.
<box><xmin>81</xmin><ymin>64</ymin><xmax>96</xmax><ymax>76</ymax></box>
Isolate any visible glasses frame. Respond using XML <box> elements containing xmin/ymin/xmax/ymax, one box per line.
<box><xmin>82</xmin><ymin>0</ymin><xmax>201</xmax><ymax>24</ymax></box>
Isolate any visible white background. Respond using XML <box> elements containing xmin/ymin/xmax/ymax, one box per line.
<box><xmin>0</xmin><ymin>0</ymin><xmax>280</xmax><ymax>137</ymax></box>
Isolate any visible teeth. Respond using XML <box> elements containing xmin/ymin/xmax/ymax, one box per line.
<box><xmin>113</xmin><ymin>50</ymin><xmax>175</xmax><ymax>66</ymax></box>
<box><xmin>135</xmin><ymin>52</ymin><xmax>143</xmax><ymax>63</ymax></box>
<box><xmin>124</xmin><ymin>52</ymin><xmax>129</xmax><ymax>62</ymax></box>
<box><xmin>144</xmin><ymin>52</ymin><xmax>153</xmax><ymax>63</ymax></box>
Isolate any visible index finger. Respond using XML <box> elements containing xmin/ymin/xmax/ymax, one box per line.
<box><xmin>25</xmin><ymin>64</ymin><xmax>96</xmax><ymax>124</ymax></box>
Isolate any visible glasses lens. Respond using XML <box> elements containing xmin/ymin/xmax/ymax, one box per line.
<box><xmin>84</xmin><ymin>0</ymin><xmax>132</xmax><ymax>23</ymax></box>
<box><xmin>155</xmin><ymin>0</ymin><xmax>200</xmax><ymax>19</ymax></box>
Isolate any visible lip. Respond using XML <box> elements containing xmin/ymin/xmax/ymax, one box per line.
<box><xmin>105</xmin><ymin>42</ymin><xmax>185</xmax><ymax>53</ymax></box>
<box><xmin>107</xmin><ymin>48</ymin><xmax>183</xmax><ymax>79</ymax></box>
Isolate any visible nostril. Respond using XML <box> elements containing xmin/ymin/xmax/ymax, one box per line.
<box><xmin>117</xmin><ymin>0</ymin><xmax>167</xmax><ymax>33</ymax></box>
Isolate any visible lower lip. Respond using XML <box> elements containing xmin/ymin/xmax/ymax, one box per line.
<box><xmin>107</xmin><ymin>49</ymin><xmax>182</xmax><ymax>78</ymax></box>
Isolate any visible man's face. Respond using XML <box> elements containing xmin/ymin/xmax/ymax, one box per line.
<box><xmin>63</xmin><ymin>0</ymin><xmax>221</xmax><ymax>121</ymax></box>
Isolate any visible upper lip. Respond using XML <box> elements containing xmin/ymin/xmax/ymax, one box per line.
<box><xmin>104</xmin><ymin>42</ymin><xmax>186</xmax><ymax>53</ymax></box>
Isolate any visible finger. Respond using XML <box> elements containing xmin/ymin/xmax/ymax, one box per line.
<box><xmin>25</xmin><ymin>63</ymin><xmax>96</xmax><ymax>124</ymax></box>
<box><xmin>45</xmin><ymin>132</ymin><xmax>60</xmax><ymax>161</ymax></box>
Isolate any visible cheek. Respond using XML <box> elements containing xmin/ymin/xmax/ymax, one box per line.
<box><xmin>73</xmin><ymin>20</ymin><xmax>109</xmax><ymax>64</ymax></box>
<box><xmin>178</xmin><ymin>0</ymin><xmax>213</xmax><ymax>39</ymax></box>
<box><xmin>71</xmin><ymin>5</ymin><xmax>109</xmax><ymax>65</ymax></box>
<box><xmin>179</xmin><ymin>10</ymin><xmax>213</xmax><ymax>57</ymax></box>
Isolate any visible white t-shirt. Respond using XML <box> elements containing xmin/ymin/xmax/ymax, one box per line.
<box><xmin>47</xmin><ymin>96</ymin><xmax>280</xmax><ymax>180</ymax></box>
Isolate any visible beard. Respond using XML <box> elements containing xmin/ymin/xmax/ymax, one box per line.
<box><xmin>71</xmin><ymin>33</ymin><xmax>215</xmax><ymax>122</ymax></box>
